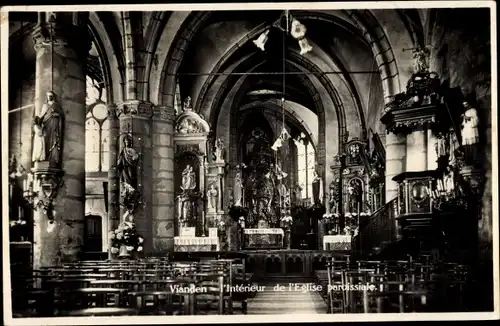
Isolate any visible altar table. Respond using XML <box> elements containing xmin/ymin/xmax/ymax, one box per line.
<box><xmin>174</xmin><ymin>237</ymin><xmax>219</xmax><ymax>252</ymax></box>
<box><xmin>243</xmin><ymin>228</ymin><xmax>284</xmax><ymax>249</ymax></box>
<box><xmin>323</xmin><ymin>235</ymin><xmax>352</xmax><ymax>251</ymax></box>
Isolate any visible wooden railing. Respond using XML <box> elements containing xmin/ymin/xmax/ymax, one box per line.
<box><xmin>354</xmin><ymin>197</ymin><xmax>398</xmax><ymax>257</ymax></box>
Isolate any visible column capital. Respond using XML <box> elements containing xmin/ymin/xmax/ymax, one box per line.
<box><xmin>116</xmin><ymin>100</ymin><xmax>154</xmax><ymax>119</ymax></box>
<box><xmin>153</xmin><ymin>105</ymin><xmax>176</xmax><ymax>123</ymax></box>
<box><xmin>32</xmin><ymin>21</ymin><xmax>91</xmax><ymax>59</ymax></box>
<box><xmin>107</xmin><ymin>103</ymin><xmax>119</xmax><ymax>119</ymax></box>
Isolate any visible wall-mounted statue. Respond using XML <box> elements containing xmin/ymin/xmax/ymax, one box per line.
<box><xmin>181</xmin><ymin>164</ymin><xmax>196</xmax><ymax>192</ymax></box>
<box><xmin>311</xmin><ymin>170</ymin><xmax>323</xmax><ymax>205</ymax></box>
<box><xmin>32</xmin><ymin>91</ymin><xmax>64</xmax><ymax>168</ymax></box>
<box><xmin>329</xmin><ymin>178</ymin><xmax>340</xmax><ymax>214</ymax></box>
<box><xmin>435</xmin><ymin>132</ymin><xmax>450</xmax><ymax>158</ymax></box>
<box><xmin>214</xmin><ymin>137</ymin><xmax>225</xmax><ymax>162</ymax></box>
<box><xmin>347</xmin><ymin>179</ymin><xmax>363</xmax><ymax>213</ymax></box>
<box><xmin>413</xmin><ymin>46</ymin><xmax>430</xmax><ymax>74</ymax></box>
<box><xmin>207</xmin><ymin>183</ymin><xmax>219</xmax><ymax>212</ymax></box>
<box><xmin>183</xmin><ymin>96</ymin><xmax>192</xmax><ymax>111</ymax></box>
<box><xmin>117</xmin><ymin>134</ymin><xmax>139</xmax><ymax>190</ymax></box>
<box><xmin>233</xmin><ymin>172</ymin><xmax>243</xmax><ymax>206</ymax></box>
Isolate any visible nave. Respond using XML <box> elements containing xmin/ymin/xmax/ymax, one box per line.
<box><xmin>10</xmin><ymin>251</ymin><xmax>472</xmax><ymax>317</ymax></box>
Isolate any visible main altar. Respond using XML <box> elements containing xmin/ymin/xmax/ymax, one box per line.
<box><xmin>170</xmin><ymin>94</ymin><xmax>382</xmax><ymax>252</ymax></box>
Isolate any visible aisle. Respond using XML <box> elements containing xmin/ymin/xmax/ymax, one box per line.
<box><xmin>246</xmin><ymin>282</ymin><xmax>328</xmax><ymax>314</ymax></box>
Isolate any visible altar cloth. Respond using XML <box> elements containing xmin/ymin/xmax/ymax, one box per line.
<box><xmin>243</xmin><ymin>228</ymin><xmax>284</xmax><ymax>249</ymax></box>
<box><xmin>174</xmin><ymin>236</ymin><xmax>219</xmax><ymax>252</ymax></box>
<box><xmin>323</xmin><ymin>235</ymin><xmax>352</xmax><ymax>251</ymax></box>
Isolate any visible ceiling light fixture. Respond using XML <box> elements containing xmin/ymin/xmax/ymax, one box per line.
<box><xmin>253</xmin><ymin>10</ymin><xmax>313</xmax><ymax>56</ymax></box>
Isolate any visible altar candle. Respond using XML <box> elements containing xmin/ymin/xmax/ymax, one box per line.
<box><xmin>18</xmin><ymin>207</ymin><xmax>22</xmax><ymax>219</ymax></box>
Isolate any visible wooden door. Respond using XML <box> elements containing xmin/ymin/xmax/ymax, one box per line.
<box><xmin>84</xmin><ymin>215</ymin><xmax>102</xmax><ymax>252</ymax></box>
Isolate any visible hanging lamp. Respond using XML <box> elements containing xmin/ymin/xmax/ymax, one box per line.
<box><xmin>253</xmin><ymin>10</ymin><xmax>312</xmax><ymax>56</ymax></box>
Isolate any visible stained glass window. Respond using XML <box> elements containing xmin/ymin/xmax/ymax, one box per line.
<box><xmin>100</xmin><ymin>119</ymin><xmax>110</xmax><ymax>172</ymax></box>
<box><xmin>85</xmin><ymin>118</ymin><xmax>100</xmax><ymax>172</ymax></box>
<box><xmin>296</xmin><ymin>140</ymin><xmax>306</xmax><ymax>199</ymax></box>
<box><xmin>306</xmin><ymin>146</ymin><xmax>316</xmax><ymax>200</ymax></box>
<box><xmin>85</xmin><ymin>74</ymin><xmax>108</xmax><ymax>173</ymax></box>
<box><xmin>295</xmin><ymin>138</ymin><xmax>316</xmax><ymax>202</ymax></box>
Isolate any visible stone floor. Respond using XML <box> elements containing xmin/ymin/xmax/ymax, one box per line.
<box><xmin>247</xmin><ymin>282</ymin><xmax>328</xmax><ymax>314</ymax></box>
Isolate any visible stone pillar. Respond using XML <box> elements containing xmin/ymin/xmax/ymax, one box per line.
<box><xmin>117</xmin><ymin>100</ymin><xmax>154</xmax><ymax>255</ymax></box>
<box><xmin>107</xmin><ymin>104</ymin><xmax>120</xmax><ymax>256</ymax></box>
<box><xmin>151</xmin><ymin>106</ymin><xmax>176</xmax><ymax>253</ymax></box>
<box><xmin>385</xmin><ymin>132</ymin><xmax>406</xmax><ymax>202</ymax></box>
<box><xmin>31</xmin><ymin>14</ymin><xmax>90</xmax><ymax>268</ymax></box>
<box><xmin>405</xmin><ymin>130</ymin><xmax>427</xmax><ymax>172</ymax></box>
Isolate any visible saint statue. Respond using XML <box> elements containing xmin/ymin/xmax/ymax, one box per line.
<box><xmin>347</xmin><ymin>179</ymin><xmax>362</xmax><ymax>213</ymax></box>
<box><xmin>215</xmin><ymin>137</ymin><xmax>225</xmax><ymax>162</ymax></box>
<box><xmin>207</xmin><ymin>183</ymin><xmax>218</xmax><ymax>211</ymax></box>
<box><xmin>311</xmin><ymin>170</ymin><xmax>323</xmax><ymax>205</ymax></box>
<box><xmin>329</xmin><ymin>178</ymin><xmax>340</xmax><ymax>214</ymax></box>
<box><xmin>233</xmin><ymin>172</ymin><xmax>243</xmax><ymax>206</ymax></box>
<box><xmin>435</xmin><ymin>132</ymin><xmax>450</xmax><ymax>158</ymax></box>
<box><xmin>183</xmin><ymin>96</ymin><xmax>192</xmax><ymax>111</ymax></box>
<box><xmin>181</xmin><ymin>165</ymin><xmax>196</xmax><ymax>192</ymax></box>
<box><xmin>32</xmin><ymin>91</ymin><xmax>63</xmax><ymax>167</ymax></box>
<box><xmin>117</xmin><ymin>134</ymin><xmax>139</xmax><ymax>190</ymax></box>
<box><xmin>413</xmin><ymin>47</ymin><xmax>430</xmax><ymax>74</ymax></box>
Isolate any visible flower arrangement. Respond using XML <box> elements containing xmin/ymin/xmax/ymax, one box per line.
<box><xmin>10</xmin><ymin>219</ymin><xmax>27</xmax><ymax>227</ymax></box>
<box><xmin>280</xmin><ymin>215</ymin><xmax>293</xmax><ymax>228</ymax></box>
<box><xmin>109</xmin><ymin>221</ymin><xmax>144</xmax><ymax>255</ymax></box>
<box><xmin>322</xmin><ymin>213</ymin><xmax>340</xmax><ymax>222</ymax></box>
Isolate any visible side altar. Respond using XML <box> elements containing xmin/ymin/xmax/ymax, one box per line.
<box><xmin>172</xmin><ymin>98</ymin><xmax>226</xmax><ymax>251</ymax></box>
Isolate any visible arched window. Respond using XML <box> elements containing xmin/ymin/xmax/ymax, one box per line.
<box><xmin>295</xmin><ymin>136</ymin><xmax>316</xmax><ymax>203</ymax></box>
<box><xmin>85</xmin><ymin>75</ymin><xmax>108</xmax><ymax>173</ymax></box>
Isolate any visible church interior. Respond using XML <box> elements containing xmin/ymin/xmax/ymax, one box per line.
<box><xmin>6</xmin><ymin>6</ymin><xmax>495</xmax><ymax>318</ymax></box>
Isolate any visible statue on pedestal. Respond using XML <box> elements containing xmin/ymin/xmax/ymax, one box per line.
<box><xmin>177</xmin><ymin>164</ymin><xmax>197</xmax><ymax>227</ymax></box>
<box><xmin>117</xmin><ymin>134</ymin><xmax>141</xmax><ymax>213</ymax></box>
<box><xmin>329</xmin><ymin>178</ymin><xmax>340</xmax><ymax>214</ymax></box>
<box><xmin>311</xmin><ymin>170</ymin><xmax>323</xmax><ymax>205</ymax></box>
<box><xmin>435</xmin><ymin>132</ymin><xmax>450</xmax><ymax>158</ymax></box>
<box><xmin>32</xmin><ymin>91</ymin><xmax>64</xmax><ymax>168</ymax></box>
<box><xmin>234</xmin><ymin>172</ymin><xmax>243</xmax><ymax>206</ymax></box>
<box><xmin>347</xmin><ymin>179</ymin><xmax>362</xmax><ymax>213</ymax></box>
<box><xmin>214</xmin><ymin>137</ymin><xmax>225</xmax><ymax>162</ymax></box>
<box><xmin>117</xmin><ymin>134</ymin><xmax>139</xmax><ymax>190</ymax></box>
<box><xmin>181</xmin><ymin>165</ymin><xmax>196</xmax><ymax>192</ymax></box>
<box><xmin>412</xmin><ymin>47</ymin><xmax>430</xmax><ymax>74</ymax></box>
<box><xmin>207</xmin><ymin>183</ymin><xmax>218</xmax><ymax>212</ymax></box>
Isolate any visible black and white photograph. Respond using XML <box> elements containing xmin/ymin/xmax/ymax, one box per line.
<box><xmin>2</xmin><ymin>1</ymin><xmax>498</xmax><ymax>324</ymax></box>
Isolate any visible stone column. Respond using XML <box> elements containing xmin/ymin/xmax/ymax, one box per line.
<box><xmin>117</xmin><ymin>100</ymin><xmax>154</xmax><ymax>254</ymax></box>
<box><xmin>385</xmin><ymin>132</ymin><xmax>406</xmax><ymax>202</ymax></box>
<box><xmin>151</xmin><ymin>105</ymin><xmax>176</xmax><ymax>253</ymax></box>
<box><xmin>31</xmin><ymin>14</ymin><xmax>90</xmax><ymax>268</ymax></box>
<box><xmin>405</xmin><ymin>130</ymin><xmax>428</xmax><ymax>172</ymax></box>
<box><xmin>107</xmin><ymin>104</ymin><xmax>120</xmax><ymax>256</ymax></box>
